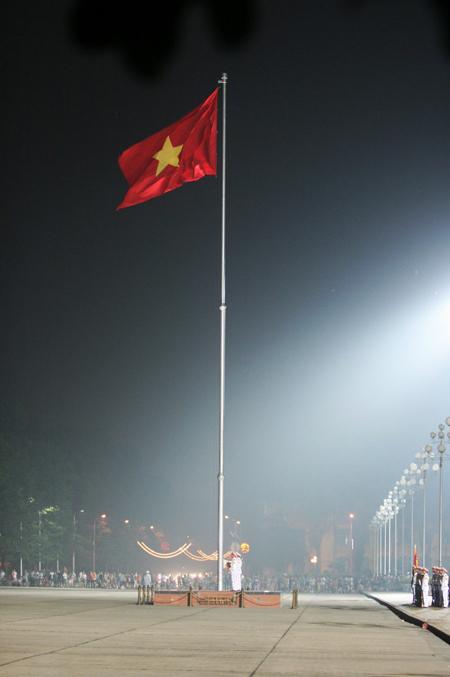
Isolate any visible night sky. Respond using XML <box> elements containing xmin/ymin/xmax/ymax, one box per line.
<box><xmin>2</xmin><ymin>1</ymin><xmax>450</xmax><ymax>562</ymax></box>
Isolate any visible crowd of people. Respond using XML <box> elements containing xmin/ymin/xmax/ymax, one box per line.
<box><xmin>0</xmin><ymin>566</ymin><xmax>415</xmax><ymax>594</ymax></box>
<box><xmin>1</xmin><ymin>568</ymin><xmax>148</xmax><ymax>589</ymax></box>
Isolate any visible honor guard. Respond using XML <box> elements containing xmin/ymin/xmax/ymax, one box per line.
<box><xmin>224</xmin><ymin>551</ymin><xmax>243</xmax><ymax>592</ymax></box>
<box><xmin>422</xmin><ymin>568</ymin><xmax>430</xmax><ymax>607</ymax></box>
<box><xmin>442</xmin><ymin>567</ymin><xmax>449</xmax><ymax>607</ymax></box>
<box><xmin>413</xmin><ymin>567</ymin><xmax>424</xmax><ymax>607</ymax></box>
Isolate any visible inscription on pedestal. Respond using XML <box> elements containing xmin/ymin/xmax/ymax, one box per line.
<box><xmin>191</xmin><ymin>591</ymin><xmax>238</xmax><ymax>606</ymax></box>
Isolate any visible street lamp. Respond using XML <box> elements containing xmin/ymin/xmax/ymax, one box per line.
<box><xmin>38</xmin><ymin>510</ymin><xmax>42</xmax><ymax>572</ymax></box>
<box><xmin>224</xmin><ymin>514</ymin><xmax>241</xmax><ymax>549</ymax></box>
<box><xmin>430</xmin><ymin>419</ymin><xmax>450</xmax><ymax>566</ymax></box>
<box><xmin>348</xmin><ymin>513</ymin><xmax>355</xmax><ymax>576</ymax></box>
<box><xmin>371</xmin><ymin>515</ymin><xmax>383</xmax><ymax>577</ymax></box>
<box><xmin>391</xmin><ymin>488</ymin><xmax>399</xmax><ymax>577</ymax></box>
<box><xmin>378</xmin><ymin>503</ymin><xmax>388</xmax><ymax>576</ymax></box>
<box><xmin>37</xmin><ymin>505</ymin><xmax>59</xmax><ymax>572</ymax></box>
<box><xmin>369</xmin><ymin>520</ymin><xmax>376</xmax><ymax>575</ymax></box>
<box><xmin>92</xmin><ymin>513</ymin><xmax>107</xmax><ymax>572</ymax></box>
<box><xmin>416</xmin><ymin>445</ymin><xmax>433</xmax><ymax>569</ymax></box>
<box><xmin>375</xmin><ymin>510</ymin><xmax>384</xmax><ymax>576</ymax></box>
<box><xmin>72</xmin><ymin>509</ymin><xmax>85</xmax><ymax>575</ymax></box>
<box><xmin>398</xmin><ymin>477</ymin><xmax>407</xmax><ymax>576</ymax></box>
<box><xmin>19</xmin><ymin>521</ymin><xmax>23</xmax><ymax>579</ymax></box>
<box><xmin>384</xmin><ymin>496</ymin><xmax>395</xmax><ymax>576</ymax></box>
<box><xmin>406</xmin><ymin>464</ymin><xmax>418</xmax><ymax>575</ymax></box>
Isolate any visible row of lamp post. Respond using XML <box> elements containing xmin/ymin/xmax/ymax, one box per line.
<box><xmin>71</xmin><ymin>510</ymin><xmax>107</xmax><ymax>574</ymax></box>
<box><xmin>370</xmin><ymin>417</ymin><xmax>450</xmax><ymax>577</ymax></box>
<box><xmin>18</xmin><ymin>509</ymin><xmax>138</xmax><ymax>575</ymax></box>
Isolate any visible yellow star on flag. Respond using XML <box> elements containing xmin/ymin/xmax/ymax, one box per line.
<box><xmin>153</xmin><ymin>136</ymin><xmax>183</xmax><ymax>176</ymax></box>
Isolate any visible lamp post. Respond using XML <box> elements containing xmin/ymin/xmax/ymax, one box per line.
<box><xmin>379</xmin><ymin>504</ymin><xmax>388</xmax><ymax>576</ymax></box>
<box><xmin>386</xmin><ymin>497</ymin><xmax>394</xmax><ymax>576</ymax></box>
<box><xmin>431</xmin><ymin>419</ymin><xmax>450</xmax><ymax>566</ymax></box>
<box><xmin>399</xmin><ymin>481</ymin><xmax>407</xmax><ymax>576</ymax></box>
<box><xmin>373</xmin><ymin>519</ymin><xmax>380</xmax><ymax>576</ymax></box>
<box><xmin>384</xmin><ymin>509</ymin><xmax>388</xmax><ymax>576</ymax></box>
<box><xmin>374</xmin><ymin>514</ymin><xmax>381</xmax><ymax>576</ymax></box>
<box><xmin>375</xmin><ymin>510</ymin><xmax>383</xmax><ymax>576</ymax></box>
<box><xmin>224</xmin><ymin>514</ymin><xmax>241</xmax><ymax>550</ymax></box>
<box><xmin>407</xmin><ymin>464</ymin><xmax>418</xmax><ymax>574</ymax></box>
<box><xmin>92</xmin><ymin>513</ymin><xmax>107</xmax><ymax>572</ymax></box>
<box><xmin>348</xmin><ymin>513</ymin><xmax>355</xmax><ymax>576</ymax></box>
<box><xmin>38</xmin><ymin>510</ymin><xmax>42</xmax><ymax>572</ymax></box>
<box><xmin>392</xmin><ymin>489</ymin><xmax>399</xmax><ymax>577</ymax></box>
<box><xmin>438</xmin><ymin>438</ymin><xmax>444</xmax><ymax>566</ymax></box>
<box><xmin>379</xmin><ymin>512</ymin><xmax>384</xmax><ymax>576</ymax></box>
<box><xmin>19</xmin><ymin>521</ymin><xmax>23</xmax><ymax>579</ymax></box>
<box><xmin>376</xmin><ymin>515</ymin><xmax>382</xmax><ymax>576</ymax></box>
<box><xmin>373</xmin><ymin>522</ymin><xmax>377</xmax><ymax>576</ymax></box>
<box><xmin>73</xmin><ymin>513</ymin><xmax>76</xmax><ymax>574</ymax></box>
<box><xmin>416</xmin><ymin>446</ymin><xmax>432</xmax><ymax>569</ymax></box>
<box><xmin>37</xmin><ymin>505</ymin><xmax>59</xmax><ymax>573</ymax></box>
<box><xmin>72</xmin><ymin>509</ymin><xmax>85</xmax><ymax>575</ymax></box>
<box><xmin>400</xmin><ymin>470</ymin><xmax>409</xmax><ymax>576</ymax></box>
<box><xmin>369</xmin><ymin>520</ymin><xmax>376</xmax><ymax>575</ymax></box>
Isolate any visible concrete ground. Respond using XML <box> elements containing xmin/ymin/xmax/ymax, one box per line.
<box><xmin>368</xmin><ymin>591</ymin><xmax>450</xmax><ymax>637</ymax></box>
<box><xmin>0</xmin><ymin>588</ymin><xmax>449</xmax><ymax>676</ymax></box>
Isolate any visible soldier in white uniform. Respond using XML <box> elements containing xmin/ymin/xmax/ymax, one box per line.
<box><xmin>440</xmin><ymin>567</ymin><xmax>449</xmax><ymax>607</ymax></box>
<box><xmin>228</xmin><ymin>552</ymin><xmax>242</xmax><ymax>592</ymax></box>
<box><xmin>422</xmin><ymin>568</ymin><xmax>430</xmax><ymax>607</ymax></box>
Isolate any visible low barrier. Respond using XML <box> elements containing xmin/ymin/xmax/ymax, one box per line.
<box><xmin>137</xmin><ymin>587</ymin><xmax>290</xmax><ymax>608</ymax></box>
<box><xmin>153</xmin><ymin>590</ymin><xmax>190</xmax><ymax>606</ymax></box>
<box><xmin>136</xmin><ymin>585</ymin><xmax>153</xmax><ymax>605</ymax></box>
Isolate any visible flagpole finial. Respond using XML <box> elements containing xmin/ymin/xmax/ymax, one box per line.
<box><xmin>219</xmin><ymin>73</ymin><xmax>228</xmax><ymax>84</ymax></box>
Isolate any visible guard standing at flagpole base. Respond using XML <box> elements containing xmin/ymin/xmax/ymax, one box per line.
<box><xmin>224</xmin><ymin>551</ymin><xmax>242</xmax><ymax>592</ymax></box>
<box><xmin>231</xmin><ymin>553</ymin><xmax>242</xmax><ymax>592</ymax></box>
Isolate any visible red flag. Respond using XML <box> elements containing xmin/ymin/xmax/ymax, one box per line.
<box><xmin>413</xmin><ymin>544</ymin><xmax>419</xmax><ymax>569</ymax></box>
<box><xmin>117</xmin><ymin>89</ymin><xmax>218</xmax><ymax>209</ymax></box>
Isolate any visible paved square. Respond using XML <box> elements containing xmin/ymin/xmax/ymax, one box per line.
<box><xmin>0</xmin><ymin>589</ymin><xmax>449</xmax><ymax>675</ymax></box>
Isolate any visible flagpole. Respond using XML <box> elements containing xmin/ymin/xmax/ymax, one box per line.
<box><xmin>217</xmin><ymin>72</ymin><xmax>227</xmax><ymax>591</ymax></box>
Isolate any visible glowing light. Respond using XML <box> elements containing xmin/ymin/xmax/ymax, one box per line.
<box><xmin>137</xmin><ymin>540</ymin><xmax>219</xmax><ymax>561</ymax></box>
<box><xmin>184</xmin><ymin>549</ymin><xmax>218</xmax><ymax>562</ymax></box>
<box><xmin>197</xmin><ymin>549</ymin><xmax>219</xmax><ymax>560</ymax></box>
<box><xmin>183</xmin><ymin>550</ymin><xmax>206</xmax><ymax>562</ymax></box>
<box><xmin>137</xmin><ymin>541</ymin><xmax>191</xmax><ymax>559</ymax></box>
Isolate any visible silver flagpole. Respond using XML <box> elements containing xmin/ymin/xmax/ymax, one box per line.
<box><xmin>217</xmin><ymin>72</ymin><xmax>227</xmax><ymax>591</ymax></box>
